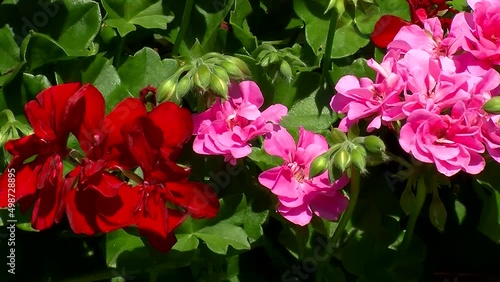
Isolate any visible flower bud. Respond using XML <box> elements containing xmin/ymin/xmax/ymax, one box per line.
<box><xmin>309</xmin><ymin>152</ymin><xmax>331</xmax><ymax>178</ymax></box>
<box><xmin>176</xmin><ymin>74</ymin><xmax>193</xmax><ymax>98</ymax></box>
<box><xmin>364</xmin><ymin>135</ymin><xmax>385</xmax><ymax>154</ymax></box>
<box><xmin>221</xmin><ymin>60</ymin><xmax>245</xmax><ymax>79</ymax></box>
<box><xmin>279</xmin><ymin>60</ymin><xmax>293</xmax><ymax>81</ymax></box>
<box><xmin>429</xmin><ymin>193</ymin><xmax>447</xmax><ymax>232</ymax></box>
<box><xmin>156</xmin><ymin>78</ymin><xmax>177</xmax><ymax>103</ymax></box>
<box><xmin>194</xmin><ymin>64</ymin><xmax>212</xmax><ymax>90</ymax></box>
<box><xmin>482</xmin><ymin>96</ymin><xmax>500</xmax><ymax>114</ymax></box>
<box><xmin>209</xmin><ymin>74</ymin><xmax>228</xmax><ymax>99</ymax></box>
<box><xmin>268</xmin><ymin>53</ymin><xmax>281</xmax><ymax>65</ymax></box>
<box><xmin>400</xmin><ymin>185</ymin><xmax>415</xmax><ymax>215</ymax></box>
<box><xmin>333</xmin><ymin>148</ymin><xmax>351</xmax><ymax>172</ymax></box>
<box><xmin>224</xmin><ymin>56</ymin><xmax>251</xmax><ymax>77</ymax></box>
<box><xmin>255</xmin><ymin>49</ymin><xmax>270</xmax><ymax>62</ymax></box>
<box><xmin>351</xmin><ymin>147</ymin><xmax>367</xmax><ymax>172</ymax></box>
<box><xmin>260</xmin><ymin>54</ymin><xmax>272</xmax><ymax>67</ymax></box>
<box><xmin>212</xmin><ymin>66</ymin><xmax>230</xmax><ymax>85</ymax></box>
<box><xmin>330</xmin><ymin>128</ymin><xmax>347</xmax><ymax>144</ymax></box>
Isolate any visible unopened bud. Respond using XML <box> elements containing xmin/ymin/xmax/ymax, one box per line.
<box><xmin>221</xmin><ymin>60</ymin><xmax>245</xmax><ymax>79</ymax></box>
<box><xmin>333</xmin><ymin>148</ymin><xmax>351</xmax><ymax>172</ymax></box>
<box><xmin>176</xmin><ymin>74</ymin><xmax>193</xmax><ymax>98</ymax></box>
<box><xmin>364</xmin><ymin>135</ymin><xmax>385</xmax><ymax>154</ymax></box>
<box><xmin>483</xmin><ymin>96</ymin><xmax>500</xmax><ymax>114</ymax></box>
<box><xmin>225</xmin><ymin>56</ymin><xmax>251</xmax><ymax>76</ymax></box>
<box><xmin>209</xmin><ymin>74</ymin><xmax>228</xmax><ymax>99</ymax></box>
<box><xmin>212</xmin><ymin>66</ymin><xmax>230</xmax><ymax>85</ymax></box>
<box><xmin>429</xmin><ymin>193</ymin><xmax>447</xmax><ymax>232</ymax></box>
<box><xmin>351</xmin><ymin>147</ymin><xmax>367</xmax><ymax>172</ymax></box>
<box><xmin>260</xmin><ymin>54</ymin><xmax>271</xmax><ymax>68</ymax></box>
<box><xmin>157</xmin><ymin>78</ymin><xmax>177</xmax><ymax>102</ymax></box>
<box><xmin>331</xmin><ymin>128</ymin><xmax>347</xmax><ymax>144</ymax></box>
<box><xmin>268</xmin><ymin>53</ymin><xmax>281</xmax><ymax>65</ymax></box>
<box><xmin>279</xmin><ymin>60</ymin><xmax>293</xmax><ymax>81</ymax></box>
<box><xmin>309</xmin><ymin>152</ymin><xmax>331</xmax><ymax>178</ymax></box>
<box><xmin>194</xmin><ymin>64</ymin><xmax>212</xmax><ymax>90</ymax></box>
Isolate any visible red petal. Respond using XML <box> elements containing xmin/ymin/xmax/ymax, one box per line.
<box><xmin>371</xmin><ymin>15</ymin><xmax>411</xmax><ymax>48</ymax></box>
<box><xmin>137</xmin><ymin>189</ymin><xmax>168</xmax><ymax>238</ymax></box>
<box><xmin>26</xmin><ymin>83</ymin><xmax>82</xmax><ymax>142</ymax></box>
<box><xmin>141</xmin><ymin>230</ymin><xmax>177</xmax><ymax>253</ymax></box>
<box><xmin>65</xmin><ymin>187</ymin><xmax>100</xmax><ymax>235</ymax></box>
<box><xmin>69</xmin><ymin>84</ymin><xmax>106</xmax><ymax>154</ymax></box>
<box><xmin>31</xmin><ymin>155</ymin><xmax>63</xmax><ymax>230</ymax></box>
<box><xmin>148</xmin><ymin>102</ymin><xmax>193</xmax><ymax>154</ymax></box>
<box><xmin>122</xmin><ymin>117</ymin><xmax>162</xmax><ymax>174</ymax></box>
<box><xmin>87</xmin><ymin>171</ymin><xmax>122</xmax><ymax>198</ymax></box>
<box><xmin>5</xmin><ymin>135</ymin><xmax>46</xmax><ymax>164</ymax></box>
<box><xmin>103</xmin><ymin>98</ymin><xmax>147</xmax><ymax>150</ymax></box>
<box><xmin>164</xmin><ymin>182</ymin><xmax>219</xmax><ymax>219</ymax></box>
<box><xmin>97</xmin><ymin>183</ymin><xmax>139</xmax><ymax>231</ymax></box>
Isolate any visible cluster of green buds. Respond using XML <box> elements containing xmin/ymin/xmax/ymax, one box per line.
<box><xmin>157</xmin><ymin>53</ymin><xmax>251</xmax><ymax>104</ymax></box>
<box><xmin>0</xmin><ymin>110</ymin><xmax>33</xmax><ymax>164</ymax></box>
<box><xmin>309</xmin><ymin>127</ymin><xmax>387</xmax><ymax>182</ymax></box>
<box><xmin>252</xmin><ymin>44</ymin><xmax>306</xmax><ymax>82</ymax></box>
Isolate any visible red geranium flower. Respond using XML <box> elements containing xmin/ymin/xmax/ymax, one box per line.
<box><xmin>117</xmin><ymin>102</ymin><xmax>219</xmax><ymax>252</ymax></box>
<box><xmin>0</xmin><ymin>83</ymin><xmax>95</xmax><ymax>230</ymax></box>
<box><xmin>371</xmin><ymin>0</ymin><xmax>454</xmax><ymax>48</ymax></box>
<box><xmin>63</xmin><ymin>97</ymin><xmax>147</xmax><ymax>235</ymax></box>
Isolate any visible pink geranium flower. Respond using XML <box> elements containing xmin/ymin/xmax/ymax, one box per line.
<box><xmin>258</xmin><ymin>127</ymin><xmax>349</xmax><ymax>226</ymax></box>
<box><xmin>331</xmin><ymin>50</ymin><xmax>405</xmax><ymax>132</ymax></box>
<box><xmin>193</xmin><ymin>81</ymin><xmax>287</xmax><ymax>164</ymax></box>
<box><xmin>399</xmin><ymin>102</ymin><xmax>485</xmax><ymax>176</ymax></box>
<box><xmin>444</xmin><ymin>0</ymin><xmax>500</xmax><ymax>65</ymax></box>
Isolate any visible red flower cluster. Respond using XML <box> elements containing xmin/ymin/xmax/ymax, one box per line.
<box><xmin>0</xmin><ymin>83</ymin><xmax>219</xmax><ymax>252</ymax></box>
<box><xmin>371</xmin><ymin>0</ymin><xmax>455</xmax><ymax>48</ymax></box>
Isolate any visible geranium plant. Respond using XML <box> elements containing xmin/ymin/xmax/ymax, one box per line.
<box><xmin>0</xmin><ymin>0</ymin><xmax>499</xmax><ymax>281</ymax></box>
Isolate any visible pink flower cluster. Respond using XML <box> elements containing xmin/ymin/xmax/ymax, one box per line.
<box><xmin>193</xmin><ymin>81</ymin><xmax>287</xmax><ymax>164</ymax></box>
<box><xmin>193</xmin><ymin>81</ymin><xmax>350</xmax><ymax>226</ymax></box>
<box><xmin>331</xmin><ymin>0</ymin><xmax>500</xmax><ymax>177</ymax></box>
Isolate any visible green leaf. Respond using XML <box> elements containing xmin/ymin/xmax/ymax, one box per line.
<box><xmin>280</xmin><ymin>77</ymin><xmax>337</xmax><ymax>135</ymax></box>
<box><xmin>293</xmin><ymin>0</ymin><xmax>369</xmax><ymax>59</ymax></box>
<box><xmin>21</xmin><ymin>73</ymin><xmax>51</xmax><ymax>98</ymax></box>
<box><xmin>0</xmin><ymin>26</ymin><xmax>20</xmax><ymax>75</ymax></box>
<box><xmin>102</xmin><ymin>0</ymin><xmax>174</xmax><ymax>37</ymax></box>
<box><xmin>106</xmin><ymin>228</ymin><xmax>145</xmax><ymax>268</ymax></box>
<box><xmin>247</xmin><ymin>147</ymin><xmax>283</xmax><ymax>171</ymax></box>
<box><xmin>117</xmin><ymin>47</ymin><xmax>179</xmax><ymax>96</ymax></box>
<box><xmin>331</xmin><ymin>58</ymin><xmax>376</xmax><ymax>84</ymax></box>
<box><xmin>172</xmin><ymin>234</ymin><xmax>199</xmax><ymax>252</ymax></box>
<box><xmin>475</xmin><ymin>164</ymin><xmax>500</xmax><ymax>243</ymax></box>
<box><xmin>81</xmin><ymin>55</ymin><xmax>132</xmax><ymax>111</ymax></box>
<box><xmin>48</xmin><ymin>0</ymin><xmax>101</xmax><ymax>57</ymax></box>
<box><xmin>454</xmin><ymin>199</ymin><xmax>466</xmax><ymax>225</ymax></box>
<box><xmin>23</xmin><ymin>33</ymin><xmax>68</xmax><ymax>70</ymax></box>
<box><xmin>195</xmin><ymin>223</ymin><xmax>251</xmax><ymax>255</ymax></box>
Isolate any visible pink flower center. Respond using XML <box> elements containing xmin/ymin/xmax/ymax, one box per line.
<box><xmin>227</xmin><ymin>117</ymin><xmax>240</xmax><ymax>130</ymax></box>
<box><xmin>287</xmin><ymin>162</ymin><xmax>306</xmax><ymax>182</ymax></box>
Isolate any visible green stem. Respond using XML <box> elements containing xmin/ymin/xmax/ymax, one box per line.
<box><xmin>330</xmin><ymin>166</ymin><xmax>360</xmax><ymax>246</ymax></box>
<box><xmin>322</xmin><ymin>8</ymin><xmax>339</xmax><ymax>88</ymax></box>
<box><xmin>400</xmin><ymin>176</ymin><xmax>427</xmax><ymax>251</ymax></box>
<box><xmin>172</xmin><ymin>0</ymin><xmax>195</xmax><ymax>56</ymax></box>
<box><xmin>0</xmin><ymin>109</ymin><xmax>16</xmax><ymax>122</ymax></box>
<box><xmin>386</xmin><ymin>151</ymin><xmax>413</xmax><ymax>169</ymax></box>
<box><xmin>114</xmin><ymin>36</ymin><xmax>125</xmax><ymax>66</ymax></box>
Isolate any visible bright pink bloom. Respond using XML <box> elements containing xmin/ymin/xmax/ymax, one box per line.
<box><xmin>258</xmin><ymin>127</ymin><xmax>349</xmax><ymax>226</ymax></box>
<box><xmin>193</xmin><ymin>81</ymin><xmax>287</xmax><ymax>164</ymax></box>
<box><xmin>444</xmin><ymin>0</ymin><xmax>500</xmax><ymax>64</ymax></box>
<box><xmin>388</xmin><ymin>18</ymin><xmax>447</xmax><ymax>57</ymax></box>
<box><xmin>399</xmin><ymin>102</ymin><xmax>485</xmax><ymax>176</ymax></box>
<box><xmin>331</xmin><ymin>50</ymin><xmax>405</xmax><ymax>132</ymax></box>
<box><xmin>396</xmin><ymin>49</ymin><xmax>471</xmax><ymax>116</ymax></box>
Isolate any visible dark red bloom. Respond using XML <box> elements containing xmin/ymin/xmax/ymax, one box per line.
<box><xmin>63</xmin><ymin>97</ymin><xmax>147</xmax><ymax>235</ymax></box>
<box><xmin>117</xmin><ymin>102</ymin><xmax>219</xmax><ymax>252</ymax></box>
<box><xmin>371</xmin><ymin>0</ymin><xmax>455</xmax><ymax>48</ymax></box>
<box><xmin>0</xmin><ymin>83</ymin><xmax>94</xmax><ymax>230</ymax></box>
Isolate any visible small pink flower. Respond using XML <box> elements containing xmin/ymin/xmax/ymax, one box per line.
<box><xmin>331</xmin><ymin>50</ymin><xmax>405</xmax><ymax>132</ymax></box>
<box><xmin>396</xmin><ymin>49</ymin><xmax>471</xmax><ymax>116</ymax></box>
<box><xmin>399</xmin><ymin>102</ymin><xmax>485</xmax><ymax>176</ymax></box>
<box><xmin>258</xmin><ymin>127</ymin><xmax>349</xmax><ymax>226</ymax></box>
<box><xmin>193</xmin><ymin>81</ymin><xmax>287</xmax><ymax>164</ymax></box>
<box><xmin>388</xmin><ymin>18</ymin><xmax>447</xmax><ymax>58</ymax></box>
<box><xmin>444</xmin><ymin>0</ymin><xmax>500</xmax><ymax>65</ymax></box>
